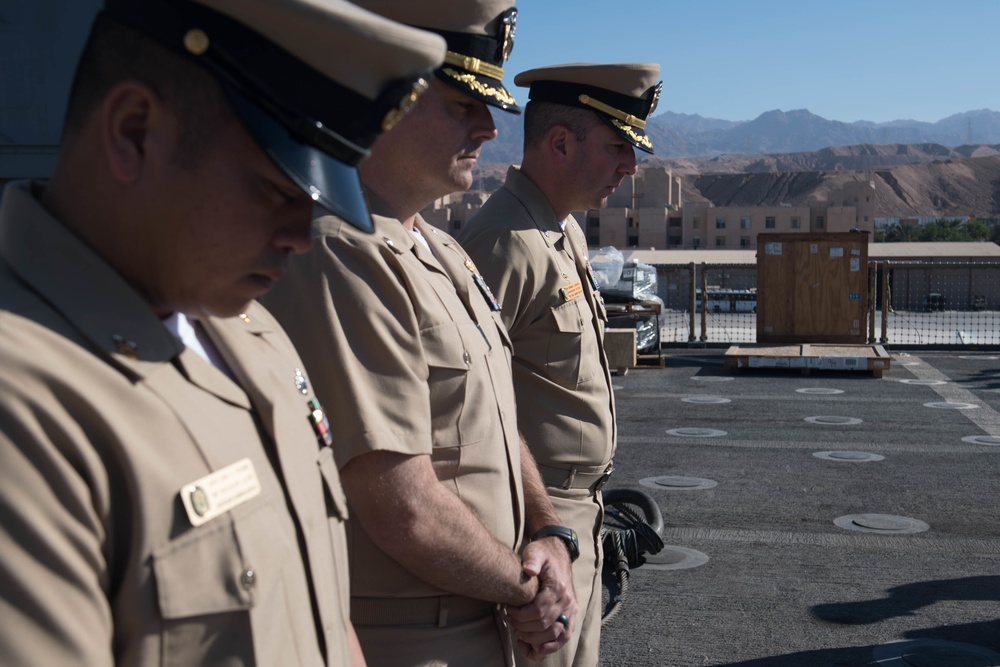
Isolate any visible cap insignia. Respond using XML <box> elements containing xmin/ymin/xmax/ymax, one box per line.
<box><xmin>499</xmin><ymin>8</ymin><xmax>517</xmax><ymax>62</ymax></box>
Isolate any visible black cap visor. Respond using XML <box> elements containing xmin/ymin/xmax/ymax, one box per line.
<box><xmin>224</xmin><ymin>84</ymin><xmax>372</xmax><ymax>232</ymax></box>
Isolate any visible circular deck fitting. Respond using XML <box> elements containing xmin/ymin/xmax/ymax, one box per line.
<box><xmin>690</xmin><ymin>376</ymin><xmax>734</xmax><ymax>382</ymax></box>
<box><xmin>961</xmin><ymin>435</ymin><xmax>1000</xmax><ymax>446</ymax></box>
<box><xmin>813</xmin><ymin>451</ymin><xmax>884</xmax><ymax>462</ymax></box>
<box><xmin>834</xmin><ymin>513</ymin><xmax>929</xmax><ymax>535</ymax></box>
<box><xmin>805</xmin><ymin>416</ymin><xmax>863</xmax><ymax>425</ymax></box>
<box><xmin>873</xmin><ymin>639</ymin><xmax>1000</xmax><ymax>666</ymax></box>
<box><xmin>640</xmin><ymin>475</ymin><xmax>718</xmax><ymax>491</ymax></box>
<box><xmin>898</xmin><ymin>361</ymin><xmax>922</xmax><ymax>366</ymax></box>
<box><xmin>796</xmin><ymin>387</ymin><xmax>845</xmax><ymax>395</ymax></box>
<box><xmin>899</xmin><ymin>379</ymin><xmax>947</xmax><ymax>386</ymax></box>
<box><xmin>641</xmin><ymin>546</ymin><xmax>710</xmax><ymax>571</ymax></box>
<box><xmin>666</xmin><ymin>427</ymin><xmax>727</xmax><ymax>438</ymax></box>
<box><xmin>924</xmin><ymin>401</ymin><xmax>979</xmax><ymax>410</ymax></box>
<box><xmin>681</xmin><ymin>396</ymin><xmax>731</xmax><ymax>404</ymax></box>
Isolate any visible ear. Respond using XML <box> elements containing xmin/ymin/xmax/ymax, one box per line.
<box><xmin>100</xmin><ymin>81</ymin><xmax>170</xmax><ymax>185</ymax></box>
<box><xmin>546</xmin><ymin>125</ymin><xmax>571</xmax><ymax>162</ymax></box>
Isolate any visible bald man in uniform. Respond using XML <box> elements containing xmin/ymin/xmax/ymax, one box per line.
<box><xmin>261</xmin><ymin>2</ymin><xmax>577</xmax><ymax>665</ymax></box>
<box><xmin>457</xmin><ymin>63</ymin><xmax>663</xmax><ymax>667</ymax></box>
<box><xmin>0</xmin><ymin>1</ymin><xmax>445</xmax><ymax>665</ymax></box>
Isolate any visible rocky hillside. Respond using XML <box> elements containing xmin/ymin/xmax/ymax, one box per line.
<box><xmin>474</xmin><ymin>144</ymin><xmax>1000</xmax><ymax>219</ymax></box>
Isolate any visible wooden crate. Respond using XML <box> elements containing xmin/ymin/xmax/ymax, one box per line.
<box><xmin>724</xmin><ymin>344</ymin><xmax>891</xmax><ymax>378</ymax></box>
<box><xmin>604</xmin><ymin>328</ymin><xmax>637</xmax><ymax>375</ymax></box>
<box><xmin>757</xmin><ymin>232</ymin><xmax>869</xmax><ymax>344</ymax></box>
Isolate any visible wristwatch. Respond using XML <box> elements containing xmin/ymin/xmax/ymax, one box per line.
<box><xmin>530</xmin><ymin>525</ymin><xmax>580</xmax><ymax>562</ymax></box>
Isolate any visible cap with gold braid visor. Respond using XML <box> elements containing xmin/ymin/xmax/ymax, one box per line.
<box><xmin>101</xmin><ymin>0</ymin><xmax>445</xmax><ymax>231</ymax></box>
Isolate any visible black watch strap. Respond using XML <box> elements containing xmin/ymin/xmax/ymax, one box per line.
<box><xmin>530</xmin><ymin>525</ymin><xmax>580</xmax><ymax>562</ymax></box>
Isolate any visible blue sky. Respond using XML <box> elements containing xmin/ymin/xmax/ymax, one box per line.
<box><xmin>502</xmin><ymin>1</ymin><xmax>1000</xmax><ymax>124</ymax></box>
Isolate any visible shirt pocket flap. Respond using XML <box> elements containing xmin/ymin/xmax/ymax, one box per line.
<box><xmin>422</xmin><ymin>323</ymin><xmax>473</xmax><ymax>371</ymax></box>
<box><xmin>154</xmin><ymin>519</ymin><xmax>253</xmax><ymax>619</ymax></box>
<box><xmin>551</xmin><ymin>300</ymin><xmax>585</xmax><ymax>333</ymax></box>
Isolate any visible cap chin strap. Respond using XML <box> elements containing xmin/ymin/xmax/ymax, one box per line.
<box><xmin>443</xmin><ymin>51</ymin><xmax>504</xmax><ymax>81</ymax></box>
<box><xmin>578</xmin><ymin>94</ymin><xmax>646</xmax><ymax>129</ymax></box>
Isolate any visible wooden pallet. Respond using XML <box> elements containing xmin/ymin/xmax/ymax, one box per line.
<box><xmin>724</xmin><ymin>344</ymin><xmax>891</xmax><ymax>378</ymax></box>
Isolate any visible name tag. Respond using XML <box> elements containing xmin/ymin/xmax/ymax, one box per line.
<box><xmin>560</xmin><ymin>280</ymin><xmax>583</xmax><ymax>302</ymax></box>
<box><xmin>180</xmin><ymin>458</ymin><xmax>262</xmax><ymax>527</ymax></box>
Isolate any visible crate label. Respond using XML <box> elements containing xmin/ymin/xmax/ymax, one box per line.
<box><xmin>850</xmin><ymin>258</ymin><xmax>860</xmax><ymax>272</ymax></box>
<box><xmin>830</xmin><ymin>247</ymin><xmax>844</xmax><ymax>258</ymax></box>
<box><xmin>849</xmin><ymin>293</ymin><xmax>860</xmax><ymax>300</ymax></box>
<box><xmin>765</xmin><ymin>242</ymin><xmax>782</xmax><ymax>255</ymax></box>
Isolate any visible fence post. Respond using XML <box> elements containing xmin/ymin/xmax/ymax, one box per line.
<box><xmin>688</xmin><ymin>262</ymin><xmax>696</xmax><ymax>341</ymax></box>
<box><xmin>868</xmin><ymin>261</ymin><xmax>876</xmax><ymax>344</ymax></box>
<box><xmin>880</xmin><ymin>262</ymin><xmax>890</xmax><ymax>344</ymax></box>
<box><xmin>699</xmin><ymin>263</ymin><xmax>708</xmax><ymax>342</ymax></box>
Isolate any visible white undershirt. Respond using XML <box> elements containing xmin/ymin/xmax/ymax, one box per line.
<box><xmin>410</xmin><ymin>227</ymin><xmax>432</xmax><ymax>253</ymax></box>
<box><xmin>162</xmin><ymin>312</ymin><xmax>236</xmax><ymax>380</ymax></box>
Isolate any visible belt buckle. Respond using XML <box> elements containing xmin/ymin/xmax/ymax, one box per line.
<box><xmin>593</xmin><ymin>463</ymin><xmax>614</xmax><ymax>493</ymax></box>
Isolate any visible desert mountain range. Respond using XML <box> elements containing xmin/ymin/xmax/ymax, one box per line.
<box><xmin>476</xmin><ymin>109</ymin><xmax>1000</xmax><ymax>219</ymax></box>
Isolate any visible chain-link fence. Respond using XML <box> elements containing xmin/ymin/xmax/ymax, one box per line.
<box><xmin>650</xmin><ymin>261</ymin><xmax>1000</xmax><ymax>347</ymax></box>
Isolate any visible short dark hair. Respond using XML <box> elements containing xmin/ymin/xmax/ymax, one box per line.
<box><xmin>522</xmin><ymin>100</ymin><xmax>601</xmax><ymax>152</ymax></box>
<box><xmin>62</xmin><ymin>15</ymin><xmax>229</xmax><ymax>168</ymax></box>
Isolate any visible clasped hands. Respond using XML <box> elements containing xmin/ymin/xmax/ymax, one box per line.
<box><xmin>505</xmin><ymin>538</ymin><xmax>578</xmax><ymax>662</ymax></box>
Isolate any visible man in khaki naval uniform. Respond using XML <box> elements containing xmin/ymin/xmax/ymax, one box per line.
<box><xmin>261</xmin><ymin>3</ymin><xmax>577</xmax><ymax>665</ymax></box>
<box><xmin>0</xmin><ymin>1</ymin><xmax>445</xmax><ymax>665</ymax></box>
<box><xmin>457</xmin><ymin>63</ymin><xmax>662</xmax><ymax>667</ymax></box>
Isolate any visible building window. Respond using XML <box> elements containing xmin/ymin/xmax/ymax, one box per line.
<box><xmin>740</xmin><ymin>216</ymin><xmax>751</xmax><ymax>229</ymax></box>
<box><xmin>452</xmin><ymin>220</ymin><xmax>461</xmax><ymax>231</ymax></box>
<box><xmin>628</xmin><ymin>235</ymin><xmax>638</xmax><ymax>246</ymax></box>
<box><xmin>693</xmin><ymin>217</ymin><xmax>700</xmax><ymax>229</ymax></box>
<box><xmin>668</xmin><ymin>235</ymin><xmax>682</xmax><ymax>246</ymax></box>
<box><xmin>765</xmin><ymin>216</ymin><xmax>775</xmax><ymax>229</ymax></box>
<box><xmin>668</xmin><ymin>217</ymin><xmax>682</xmax><ymax>228</ymax></box>
<box><xmin>816</xmin><ymin>216</ymin><xmax>825</xmax><ymax>229</ymax></box>
<box><xmin>864</xmin><ymin>216</ymin><xmax>869</xmax><ymax>222</ymax></box>
<box><xmin>740</xmin><ymin>236</ymin><xmax>751</xmax><ymax>248</ymax></box>
<box><xmin>692</xmin><ymin>236</ymin><xmax>701</xmax><ymax>248</ymax></box>
<box><xmin>716</xmin><ymin>217</ymin><xmax>726</xmax><ymax>229</ymax></box>
<box><xmin>715</xmin><ymin>236</ymin><xmax>726</xmax><ymax>247</ymax></box>
<box><xmin>791</xmin><ymin>217</ymin><xmax>801</xmax><ymax>229</ymax></box>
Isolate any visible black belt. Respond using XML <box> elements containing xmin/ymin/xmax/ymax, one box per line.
<box><xmin>536</xmin><ymin>462</ymin><xmax>614</xmax><ymax>493</ymax></box>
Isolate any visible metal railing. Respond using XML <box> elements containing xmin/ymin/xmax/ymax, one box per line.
<box><xmin>651</xmin><ymin>261</ymin><xmax>1000</xmax><ymax>347</ymax></box>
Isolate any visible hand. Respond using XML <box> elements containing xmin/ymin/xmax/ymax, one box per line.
<box><xmin>505</xmin><ymin>537</ymin><xmax>578</xmax><ymax>660</ymax></box>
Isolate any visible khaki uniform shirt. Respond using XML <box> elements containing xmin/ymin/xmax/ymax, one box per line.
<box><xmin>458</xmin><ymin>166</ymin><xmax>616</xmax><ymax>472</ymax></box>
<box><xmin>0</xmin><ymin>182</ymin><xmax>353</xmax><ymax>667</ymax></box>
<box><xmin>261</xmin><ymin>195</ymin><xmax>524</xmax><ymax>600</ymax></box>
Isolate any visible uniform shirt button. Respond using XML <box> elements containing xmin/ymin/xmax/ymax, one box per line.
<box><xmin>463</xmin><ymin>351</ymin><xmax>471</xmax><ymax>365</ymax></box>
<box><xmin>241</xmin><ymin>567</ymin><xmax>256</xmax><ymax>589</ymax></box>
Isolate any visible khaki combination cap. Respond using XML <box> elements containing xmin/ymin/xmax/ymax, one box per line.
<box><xmin>101</xmin><ymin>0</ymin><xmax>447</xmax><ymax>231</ymax></box>
<box><xmin>353</xmin><ymin>0</ymin><xmax>521</xmax><ymax>114</ymax></box>
<box><xmin>515</xmin><ymin>63</ymin><xmax>662</xmax><ymax>154</ymax></box>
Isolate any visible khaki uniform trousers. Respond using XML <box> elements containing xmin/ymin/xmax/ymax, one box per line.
<box><xmin>353</xmin><ymin>598</ymin><xmax>513</xmax><ymax>667</ymax></box>
<box><xmin>516</xmin><ymin>487</ymin><xmax>603</xmax><ymax>667</ymax></box>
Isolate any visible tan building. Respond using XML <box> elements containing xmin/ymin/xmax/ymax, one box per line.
<box><xmin>425</xmin><ymin>166</ymin><xmax>877</xmax><ymax>250</ymax></box>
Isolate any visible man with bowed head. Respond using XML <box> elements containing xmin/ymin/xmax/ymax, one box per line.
<box><xmin>458</xmin><ymin>62</ymin><xmax>662</xmax><ymax>667</ymax></box>
<box><xmin>0</xmin><ymin>0</ymin><xmax>445</xmax><ymax>664</ymax></box>
<box><xmin>262</xmin><ymin>1</ymin><xmax>578</xmax><ymax>665</ymax></box>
